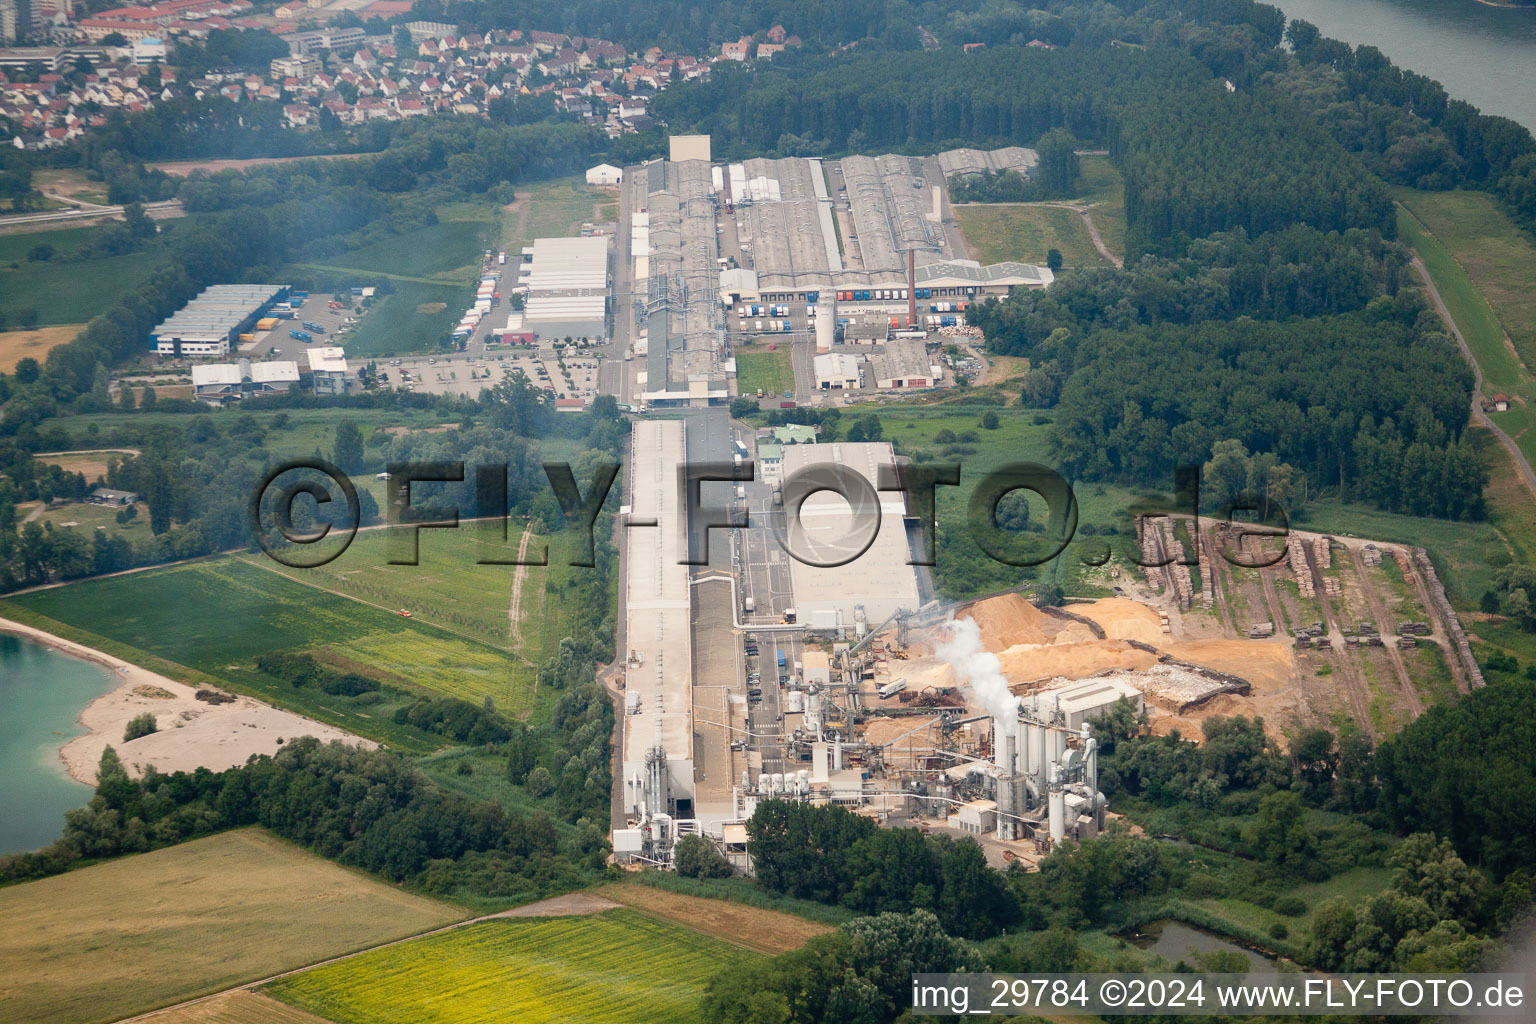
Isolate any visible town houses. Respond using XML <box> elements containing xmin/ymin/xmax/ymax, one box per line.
<box><xmin>3</xmin><ymin>17</ymin><xmax>801</xmax><ymax>149</ymax></box>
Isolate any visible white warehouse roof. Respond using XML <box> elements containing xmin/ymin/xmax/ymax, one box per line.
<box><xmin>306</xmin><ymin>347</ymin><xmax>348</xmax><ymax>374</ymax></box>
<box><xmin>781</xmin><ymin>442</ymin><xmax>922</xmax><ymax>629</ymax></box>
<box><xmin>192</xmin><ymin>361</ymin><xmax>299</xmax><ymax>386</ymax></box>
<box><xmin>524</xmin><ymin>294</ymin><xmax>607</xmax><ymax>321</ymax></box>
<box><xmin>527</xmin><ymin>236</ymin><xmax>609</xmax><ymax>292</ymax></box>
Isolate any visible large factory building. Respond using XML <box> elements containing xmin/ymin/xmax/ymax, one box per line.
<box><xmin>613</xmin><ymin>419</ymin><xmax>696</xmax><ymax>861</ymax></box>
<box><xmin>779</xmin><ymin>441</ymin><xmax>923</xmax><ymax>630</ymax></box>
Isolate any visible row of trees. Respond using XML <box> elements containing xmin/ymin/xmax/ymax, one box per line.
<box><xmin>747</xmin><ymin>801</ymin><xmax>1018</xmax><ymax>938</ymax></box>
<box><xmin>0</xmin><ymin>739</ymin><xmax>588</xmax><ymax>898</ymax></box>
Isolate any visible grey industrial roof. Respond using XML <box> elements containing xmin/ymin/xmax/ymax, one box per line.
<box><xmin>150</xmin><ymin>284</ymin><xmax>287</xmax><ymax>340</ymax></box>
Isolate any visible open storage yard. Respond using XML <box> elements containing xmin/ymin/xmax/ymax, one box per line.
<box><xmin>263</xmin><ymin>908</ymin><xmax>753</xmax><ymax>1024</ymax></box>
<box><xmin>0</xmin><ymin>829</ymin><xmax>464</xmax><ymax>1024</ymax></box>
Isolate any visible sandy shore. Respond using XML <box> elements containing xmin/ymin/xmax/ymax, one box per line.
<box><xmin>1</xmin><ymin>616</ymin><xmax>374</xmax><ymax>786</ymax></box>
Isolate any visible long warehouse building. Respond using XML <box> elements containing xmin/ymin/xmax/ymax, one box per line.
<box><xmin>149</xmin><ymin>284</ymin><xmax>290</xmax><ymax>358</ymax></box>
<box><xmin>515</xmin><ymin>236</ymin><xmax>610</xmax><ymax>341</ymax></box>
<box><xmin>619</xmin><ymin>418</ymin><xmax>696</xmax><ymax>825</ymax></box>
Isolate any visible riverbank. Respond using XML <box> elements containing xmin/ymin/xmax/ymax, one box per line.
<box><xmin>0</xmin><ymin>617</ymin><xmax>373</xmax><ymax>786</ymax></box>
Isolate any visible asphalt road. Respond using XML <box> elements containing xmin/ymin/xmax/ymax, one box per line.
<box><xmin>0</xmin><ymin>198</ymin><xmax>182</xmax><ymax>229</ymax></box>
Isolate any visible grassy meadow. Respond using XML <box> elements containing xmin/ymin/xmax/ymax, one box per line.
<box><xmin>496</xmin><ymin>176</ymin><xmax>612</xmax><ymax>253</ymax></box>
<box><xmin>264</xmin><ymin>909</ymin><xmax>753</xmax><ymax>1024</ymax></box>
<box><xmin>735</xmin><ymin>347</ymin><xmax>794</xmax><ymax>396</ymax></box>
<box><xmin>954</xmin><ymin>202</ymin><xmax>1110</xmax><ymax>268</ymax></box>
<box><xmin>0</xmin><ymin>251</ymin><xmax>160</xmax><ymax>327</ymax></box>
<box><xmin>0</xmin><ymin>829</ymin><xmax>463</xmax><ymax>1024</ymax></box>
<box><xmin>953</xmin><ymin>155</ymin><xmax>1126</xmax><ymax>268</ymax></box>
<box><xmin>0</xmin><ymin>556</ymin><xmax>543</xmax><ymax>745</ymax></box>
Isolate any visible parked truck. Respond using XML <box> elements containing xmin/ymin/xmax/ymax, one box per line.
<box><xmin>289</xmin><ymin>330</ymin><xmax>313</xmax><ymax>343</ymax></box>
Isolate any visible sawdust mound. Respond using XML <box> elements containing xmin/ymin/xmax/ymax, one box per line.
<box><xmin>958</xmin><ymin>594</ymin><xmax>1052</xmax><ymax>651</ymax></box>
<box><xmin>1147</xmin><ymin>688</ymin><xmax>1299</xmax><ymax>743</ymax></box>
<box><xmin>1161</xmin><ymin>639</ymin><xmax>1294</xmax><ymax>692</ymax></box>
<box><xmin>1073</xmin><ymin>598</ymin><xmax>1164</xmax><ymax>644</ymax></box>
<box><xmin>998</xmin><ymin>639</ymin><xmax>1161</xmax><ymax>686</ymax></box>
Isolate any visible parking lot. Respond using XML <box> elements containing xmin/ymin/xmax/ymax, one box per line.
<box><xmin>238</xmin><ymin>291</ymin><xmax>373</xmax><ymax>363</ymax></box>
<box><xmin>376</xmin><ymin>347</ymin><xmax>603</xmax><ymax>402</ymax></box>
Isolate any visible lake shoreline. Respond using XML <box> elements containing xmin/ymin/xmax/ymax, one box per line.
<box><xmin>0</xmin><ymin>616</ymin><xmax>374</xmax><ymax>787</ymax></box>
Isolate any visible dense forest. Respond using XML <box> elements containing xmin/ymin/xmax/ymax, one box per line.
<box><xmin>1047</xmin><ymin>309</ymin><xmax>1483</xmax><ymax>517</ymax></box>
<box><xmin>965</xmin><ymin>226</ymin><xmax>1481</xmax><ymax>513</ymax></box>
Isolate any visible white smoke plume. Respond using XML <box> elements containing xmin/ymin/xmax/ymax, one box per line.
<box><xmin>937</xmin><ymin>615</ymin><xmax>1020</xmax><ymax>736</ymax></box>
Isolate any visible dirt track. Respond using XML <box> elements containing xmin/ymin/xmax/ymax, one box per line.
<box><xmin>147</xmin><ymin>152</ymin><xmax>371</xmax><ymax>177</ymax></box>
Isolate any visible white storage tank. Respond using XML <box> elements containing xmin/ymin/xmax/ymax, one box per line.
<box><xmin>815</xmin><ymin>311</ymin><xmax>834</xmax><ymax>353</ymax></box>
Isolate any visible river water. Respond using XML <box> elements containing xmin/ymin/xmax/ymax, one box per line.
<box><xmin>1268</xmin><ymin>0</ymin><xmax>1536</xmax><ymax>131</ymax></box>
<box><xmin>0</xmin><ymin>634</ymin><xmax>116</xmax><ymax>855</ymax></box>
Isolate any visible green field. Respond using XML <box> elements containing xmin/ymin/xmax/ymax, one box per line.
<box><xmin>0</xmin><ymin>557</ymin><xmax>542</xmax><ymax>742</ymax></box>
<box><xmin>953</xmin><ymin>154</ymin><xmax>1126</xmax><ymax>268</ymax></box>
<box><xmin>315</xmin><ymin>220</ymin><xmax>491</xmax><ymax>282</ymax></box>
<box><xmin>1395</xmin><ymin>203</ymin><xmax>1523</xmax><ymax>390</ymax></box>
<box><xmin>22</xmin><ymin>498</ymin><xmax>156</xmax><ymax>541</ymax></box>
<box><xmin>0</xmin><ymin>251</ymin><xmax>160</xmax><ymax>327</ymax></box>
<box><xmin>735</xmin><ymin>347</ymin><xmax>794</xmax><ymax>396</ymax></box>
<box><xmin>264</xmin><ymin>909</ymin><xmax>753</xmax><ymax>1024</ymax></box>
<box><xmin>1397</xmin><ymin>188</ymin><xmax>1536</xmax><ymax>371</ymax></box>
<box><xmin>0</xmin><ymin>829</ymin><xmax>464</xmax><ymax>1024</ymax></box>
<box><xmin>954</xmin><ymin>202</ymin><xmax>1111</xmax><ymax>268</ymax></box>
<box><xmin>498</xmin><ymin>176</ymin><xmax>611</xmax><ymax>254</ymax></box>
<box><xmin>0</xmin><ymin>225</ymin><xmax>99</xmax><ymax>263</ymax></box>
